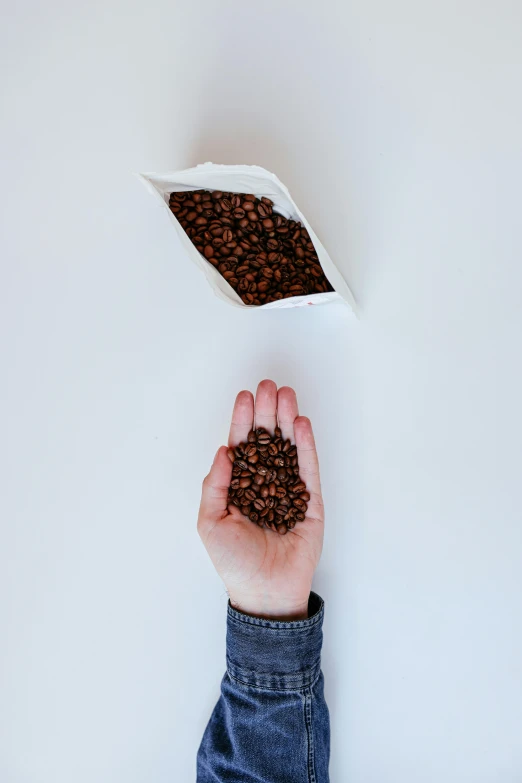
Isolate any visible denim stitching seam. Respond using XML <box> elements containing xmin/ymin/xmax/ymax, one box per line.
<box><xmin>227</xmin><ymin>662</ymin><xmax>321</xmax><ymax>692</ymax></box>
<box><xmin>304</xmin><ymin>689</ymin><xmax>316</xmax><ymax>783</ymax></box>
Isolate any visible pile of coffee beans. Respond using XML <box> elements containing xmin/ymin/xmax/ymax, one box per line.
<box><xmin>169</xmin><ymin>190</ymin><xmax>334</xmax><ymax>306</ymax></box>
<box><xmin>227</xmin><ymin>426</ymin><xmax>309</xmax><ymax>534</ymax></box>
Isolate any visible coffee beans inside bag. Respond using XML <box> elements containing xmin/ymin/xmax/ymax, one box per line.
<box><xmin>139</xmin><ymin>163</ymin><xmax>356</xmax><ymax>311</ymax></box>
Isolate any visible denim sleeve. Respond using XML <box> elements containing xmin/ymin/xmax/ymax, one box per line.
<box><xmin>197</xmin><ymin>592</ymin><xmax>329</xmax><ymax>783</ymax></box>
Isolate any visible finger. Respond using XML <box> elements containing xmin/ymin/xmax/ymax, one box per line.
<box><xmin>228</xmin><ymin>390</ymin><xmax>254</xmax><ymax>447</ymax></box>
<box><xmin>294</xmin><ymin>416</ymin><xmax>324</xmax><ymax>521</ymax></box>
<box><xmin>277</xmin><ymin>386</ymin><xmax>299</xmax><ymax>442</ymax></box>
<box><xmin>254</xmin><ymin>379</ymin><xmax>277</xmax><ymax>434</ymax></box>
<box><xmin>198</xmin><ymin>446</ymin><xmax>233</xmax><ymax>530</ymax></box>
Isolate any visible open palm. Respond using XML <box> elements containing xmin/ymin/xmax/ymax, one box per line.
<box><xmin>198</xmin><ymin>380</ymin><xmax>324</xmax><ymax>620</ymax></box>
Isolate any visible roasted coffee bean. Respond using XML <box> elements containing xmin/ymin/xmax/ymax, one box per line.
<box><xmin>227</xmin><ymin>427</ymin><xmax>307</xmax><ymax>532</ymax></box>
<box><xmin>169</xmin><ymin>190</ymin><xmax>334</xmax><ymax>305</ymax></box>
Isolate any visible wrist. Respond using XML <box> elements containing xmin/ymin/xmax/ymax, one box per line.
<box><xmin>228</xmin><ymin>592</ymin><xmax>310</xmax><ymax>621</ymax></box>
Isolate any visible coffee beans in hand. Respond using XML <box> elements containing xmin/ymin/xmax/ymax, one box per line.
<box><xmin>169</xmin><ymin>190</ymin><xmax>334</xmax><ymax>306</ymax></box>
<box><xmin>227</xmin><ymin>426</ymin><xmax>308</xmax><ymax>534</ymax></box>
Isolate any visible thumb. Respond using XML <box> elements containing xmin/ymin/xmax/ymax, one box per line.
<box><xmin>199</xmin><ymin>446</ymin><xmax>233</xmax><ymax>523</ymax></box>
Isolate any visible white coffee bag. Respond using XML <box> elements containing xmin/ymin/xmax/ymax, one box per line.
<box><xmin>138</xmin><ymin>162</ymin><xmax>356</xmax><ymax>313</ymax></box>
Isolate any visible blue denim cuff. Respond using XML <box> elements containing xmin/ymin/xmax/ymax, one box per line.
<box><xmin>226</xmin><ymin>592</ymin><xmax>324</xmax><ymax>691</ymax></box>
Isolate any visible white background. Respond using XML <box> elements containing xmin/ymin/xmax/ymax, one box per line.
<box><xmin>1</xmin><ymin>1</ymin><xmax>522</xmax><ymax>781</ymax></box>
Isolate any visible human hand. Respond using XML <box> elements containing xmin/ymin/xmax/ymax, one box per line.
<box><xmin>197</xmin><ymin>380</ymin><xmax>324</xmax><ymax>621</ymax></box>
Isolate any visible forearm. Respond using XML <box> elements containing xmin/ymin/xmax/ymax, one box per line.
<box><xmin>197</xmin><ymin>593</ymin><xmax>330</xmax><ymax>783</ymax></box>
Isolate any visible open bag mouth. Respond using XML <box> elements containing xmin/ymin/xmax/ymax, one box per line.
<box><xmin>168</xmin><ymin>188</ymin><xmax>334</xmax><ymax>306</ymax></box>
<box><xmin>138</xmin><ymin>163</ymin><xmax>357</xmax><ymax>313</ymax></box>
